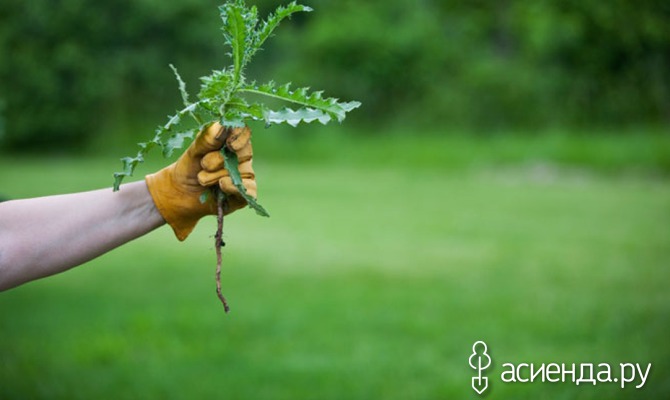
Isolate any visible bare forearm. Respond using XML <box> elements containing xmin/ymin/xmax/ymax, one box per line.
<box><xmin>0</xmin><ymin>181</ymin><xmax>165</xmax><ymax>290</ymax></box>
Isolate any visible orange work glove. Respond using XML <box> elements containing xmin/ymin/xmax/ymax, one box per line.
<box><xmin>145</xmin><ymin>123</ymin><xmax>257</xmax><ymax>241</ymax></box>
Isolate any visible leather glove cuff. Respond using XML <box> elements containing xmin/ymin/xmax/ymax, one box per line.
<box><xmin>146</xmin><ymin>166</ymin><xmax>216</xmax><ymax>241</ymax></box>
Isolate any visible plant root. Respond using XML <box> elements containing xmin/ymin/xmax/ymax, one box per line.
<box><xmin>215</xmin><ymin>190</ymin><xmax>230</xmax><ymax>313</ymax></box>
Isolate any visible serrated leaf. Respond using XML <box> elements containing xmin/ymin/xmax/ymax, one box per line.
<box><xmin>198</xmin><ymin>69</ymin><xmax>234</xmax><ymax>103</ymax></box>
<box><xmin>251</xmin><ymin>2</ymin><xmax>312</xmax><ymax>57</ymax></box>
<box><xmin>220</xmin><ymin>114</ymin><xmax>246</xmax><ymax>128</ymax></box>
<box><xmin>240</xmin><ymin>82</ymin><xmax>361</xmax><ymax>124</ymax></box>
<box><xmin>222</xmin><ymin>147</ymin><xmax>270</xmax><ymax>217</ymax></box>
<box><xmin>170</xmin><ymin>64</ymin><xmax>190</xmax><ymax>108</ymax></box>
<box><xmin>219</xmin><ymin>1</ymin><xmax>249</xmax><ymax>84</ymax></box>
<box><xmin>163</xmin><ymin>129</ymin><xmax>197</xmax><ymax>158</ymax></box>
<box><xmin>113</xmin><ymin>102</ymin><xmax>204</xmax><ymax>190</ymax></box>
<box><xmin>224</xmin><ymin>102</ymin><xmax>267</xmax><ymax>123</ymax></box>
<box><xmin>113</xmin><ymin>155</ymin><xmax>143</xmax><ymax>191</ymax></box>
<box><xmin>265</xmin><ymin>107</ymin><xmax>332</xmax><ymax>127</ymax></box>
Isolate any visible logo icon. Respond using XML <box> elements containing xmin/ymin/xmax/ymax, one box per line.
<box><xmin>469</xmin><ymin>341</ymin><xmax>491</xmax><ymax>395</ymax></box>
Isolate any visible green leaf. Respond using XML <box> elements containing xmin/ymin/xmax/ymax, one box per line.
<box><xmin>243</xmin><ymin>5</ymin><xmax>259</xmax><ymax>63</ymax></box>
<box><xmin>220</xmin><ymin>113</ymin><xmax>246</xmax><ymax>128</ymax></box>
<box><xmin>218</xmin><ymin>102</ymin><xmax>263</xmax><ymax>126</ymax></box>
<box><xmin>240</xmin><ymin>82</ymin><xmax>361</xmax><ymax>124</ymax></box>
<box><xmin>265</xmin><ymin>107</ymin><xmax>332</xmax><ymax>127</ymax></box>
<box><xmin>112</xmin><ymin>102</ymin><xmax>204</xmax><ymax>190</ymax></box>
<box><xmin>219</xmin><ymin>0</ymin><xmax>249</xmax><ymax>85</ymax></box>
<box><xmin>163</xmin><ymin>129</ymin><xmax>197</xmax><ymax>158</ymax></box>
<box><xmin>198</xmin><ymin>69</ymin><xmax>234</xmax><ymax>103</ymax></box>
<box><xmin>251</xmin><ymin>2</ymin><xmax>313</xmax><ymax>58</ymax></box>
<box><xmin>222</xmin><ymin>147</ymin><xmax>270</xmax><ymax>217</ymax></box>
<box><xmin>113</xmin><ymin>155</ymin><xmax>143</xmax><ymax>191</ymax></box>
<box><xmin>170</xmin><ymin>64</ymin><xmax>190</xmax><ymax>108</ymax></box>
<box><xmin>199</xmin><ymin>190</ymin><xmax>211</xmax><ymax>204</ymax></box>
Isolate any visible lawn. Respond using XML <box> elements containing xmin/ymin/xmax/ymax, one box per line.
<box><xmin>1</xmin><ymin>132</ymin><xmax>669</xmax><ymax>399</ymax></box>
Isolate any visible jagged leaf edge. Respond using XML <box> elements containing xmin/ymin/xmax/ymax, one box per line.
<box><xmin>113</xmin><ymin>102</ymin><xmax>204</xmax><ymax>191</ymax></box>
<box><xmin>219</xmin><ymin>0</ymin><xmax>248</xmax><ymax>84</ymax></box>
<box><xmin>251</xmin><ymin>2</ymin><xmax>313</xmax><ymax>58</ymax></box>
<box><xmin>170</xmin><ymin>64</ymin><xmax>190</xmax><ymax>107</ymax></box>
<box><xmin>239</xmin><ymin>82</ymin><xmax>361</xmax><ymax>123</ymax></box>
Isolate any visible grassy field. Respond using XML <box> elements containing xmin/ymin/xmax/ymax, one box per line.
<box><xmin>1</xmin><ymin>132</ymin><xmax>669</xmax><ymax>399</ymax></box>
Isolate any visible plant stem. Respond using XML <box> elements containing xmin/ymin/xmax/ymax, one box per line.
<box><xmin>215</xmin><ymin>189</ymin><xmax>230</xmax><ymax>313</ymax></box>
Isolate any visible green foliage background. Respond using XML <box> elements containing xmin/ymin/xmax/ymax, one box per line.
<box><xmin>0</xmin><ymin>0</ymin><xmax>669</xmax><ymax>150</ymax></box>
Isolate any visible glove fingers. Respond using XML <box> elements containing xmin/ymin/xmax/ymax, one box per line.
<box><xmin>201</xmin><ymin>152</ymin><xmax>225</xmax><ymax>172</ymax></box>
<box><xmin>201</xmin><ymin>141</ymin><xmax>253</xmax><ymax>172</ymax></box>
<box><xmin>198</xmin><ymin>169</ymin><xmax>228</xmax><ymax>187</ymax></box>
<box><xmin>235</xmin><ymin>140</ymin><xmax>253</xmax><ymax>163</ymax></box>
<box><xmin>226</xmin><ymin>126</ymin><xmax>251</xmax><ymax>151</ymax></box>
<box><xmin>219</xmin><ymin>177</ymin><xmax>257</xmax><ymax>199</ymax></box>
<box><xmin>187</xmin><ymin>122</ymin><xmax>227</xmax><ymax>159</ymax></box>
<box><xmin>198</xmin><ymin>161</ymin><xmax>254</xmax><ymax>187</ymax></box>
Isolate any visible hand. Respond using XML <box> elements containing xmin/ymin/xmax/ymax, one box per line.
<box><xmin>145</xmin><ymin>123</ymin><xmax>257</xmax><ymax>241</ymax></box>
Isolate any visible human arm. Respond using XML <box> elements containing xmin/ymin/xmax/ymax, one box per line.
<box><xmin>0</xmin><ymin>181</ymin><xmax>164</xmax><ymax>290</ymax></box>
<box><xmin>0</xmin><ymin>123</ymin><xmax>256</xmax><ymax>291</ymax></box>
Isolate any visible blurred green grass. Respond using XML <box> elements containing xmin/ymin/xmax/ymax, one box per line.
<box><xmin>90</xmin><ymin>123</ymin><xmax>670</xmax><ymax>175</ymax></box>
<box><xmin>1</xmin><ymin>131</ymin><xmax>669</xmax><ymax>399</ymax></box>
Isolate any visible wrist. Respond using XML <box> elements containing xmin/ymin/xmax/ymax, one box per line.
<box><xmin>118</xmin><ymin>180</ymin><xmax>166</xmax><ymax>229</ymax></box>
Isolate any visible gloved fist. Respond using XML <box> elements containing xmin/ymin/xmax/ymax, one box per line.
<box><xmin>145</xmin><ymin>123</ymin><xmax>257</xmax><ymax>241</ymax></box>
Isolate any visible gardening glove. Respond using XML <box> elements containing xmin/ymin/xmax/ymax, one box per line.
<box><xmin>145</xmin><ymin>123</ymin><xmax>257</xmax><ymax>241</ymax></box>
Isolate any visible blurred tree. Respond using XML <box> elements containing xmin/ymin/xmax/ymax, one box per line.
<box><xmin>0</xmin><ymin>0</ymin><xmax>668</xmax><ymax>152</ymax></box>
<box><xmin>0</xmin><ymin>0</ymin><xmax>225</xmax><ymax>151</ymax></box>
<box><xmin>279</xmin><ymin>0</ymin><xmax>670</xmax><ymax>129</ymax></box>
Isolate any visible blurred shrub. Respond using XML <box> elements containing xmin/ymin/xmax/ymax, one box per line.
<box><xmin>0</xmin><ymin>0</ymin><xmax>226</xmax><ymax>150</ymax></box>
<box><xmin>276</xmin><ymin>0</ymin><xmax>670</xmax><ymax>129</ymax></box>
<box><xmin>0</xmin><ymin>0</ymin><xmax>669</xmax><ymax>151</ymax></box>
